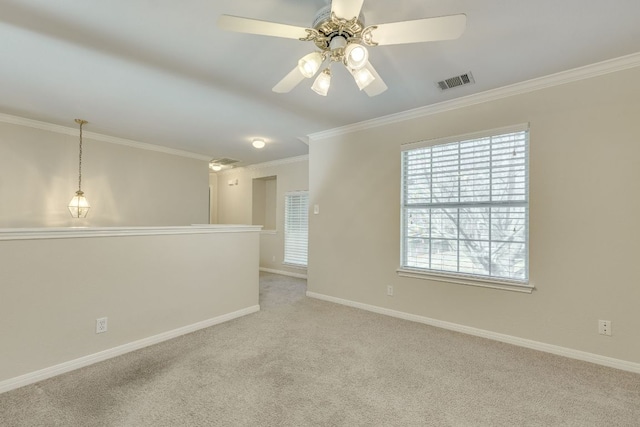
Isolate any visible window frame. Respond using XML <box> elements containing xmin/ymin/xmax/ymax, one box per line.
<box><xmin>283</xmin><ymin>191</ymin><xmax>309</xmax><ymax>268</ymax></box>
<box><xmin>398</xmin><ymin>124</ymin><xmax>532</xmax><ymax>293</ymax></box>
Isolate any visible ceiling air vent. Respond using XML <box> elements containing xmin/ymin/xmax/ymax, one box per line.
<box><xmin>210</xmin><ymin>158</ymin><xmax>239</xmax><ymax>166</ymax></box>
<box><xmin>437</xmin><ymin>72</ymin><xmax>475</xmax><ymax>91</ymax></box>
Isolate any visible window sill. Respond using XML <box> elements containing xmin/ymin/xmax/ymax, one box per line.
<box><xmin>283</xmin><ymin>262</ymin><xmax>307</xmax><ymax>270</ymax></box>
<box><xmin>260</xmin><ymin>230</ymin><xmax>277</xmax><ymax>235</ymax></box>
<box><xmin>396</xmin><ymin>268</ymin><xmax>534</xmax><ymax>294</ymax></box>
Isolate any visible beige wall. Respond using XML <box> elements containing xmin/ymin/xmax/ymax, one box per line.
<box><xmin>308</xmin><ymin>67</ymin><xmax>640</xmax><ymax>364</ymax></box>
<box><xmin>216</xmin><ymin>157</ymin><xmax>308</xmax><ymax>276</ymax></box>
<box><xmin>0</xmin><ymin>227</ymin><xmax>260</xmax><ymax>385</ymax></box>
<box><xmin>0</xmin><ymin>120</ymin><xmax>209</xmax><ymax>227</ymax></box>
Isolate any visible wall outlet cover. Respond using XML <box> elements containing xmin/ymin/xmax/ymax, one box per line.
<box><xmin>96</xmin><ymin>317</ymin><xmax>108</xmax><ymax>334</ymax></box>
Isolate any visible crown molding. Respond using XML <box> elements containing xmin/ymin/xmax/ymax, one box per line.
<box><xmin>0</xmin><ymin>113</ymin><xmax>211</xmax><ymax>161</ymax></box>
<box><xmin>215</xmin><ymin>154</ymin><xmax>309</xmax><ymax>175</ymax></box>
<box><xmin>296</xmin><ymin>136</ymin><xmax>310</xmax><ymax>146</ymax></box>
<box><xmin>247</xmin><ymin>154</ymin><xmax>309</xmax><ymax>170</ymax></box>
<box><xmin>308</xmin><ymin>52</ymin><xmax>640</xmax><ymax>142</ymax></box>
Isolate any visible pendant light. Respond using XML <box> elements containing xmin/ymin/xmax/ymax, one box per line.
<box><xmin>68</xmin><ymin>119</ymin><xmax>90</xmax><ymax>218</ymax></box>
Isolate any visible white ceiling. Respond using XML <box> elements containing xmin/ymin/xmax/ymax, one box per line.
<box><xmin>2</xmin><ymin>0</ymin><xmax>640</xmax><ymax>166</ymax></box>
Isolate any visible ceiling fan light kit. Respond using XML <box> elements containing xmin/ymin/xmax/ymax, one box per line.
<box><xmin>344</xmin><ymin>43</ymin><xmax>369</xmax><ymax>70</ymax></box>
<box><xmin>298</xmin><ymin>52</ymin><xmax>324</xmax><ymax>78</ymax></box>
<box><xmin>351</xmin><ymin>67</ymin><xmax>375</xmax><ymax>90</ymax></box>
<box><xmin>312</xmin><ymin>68</ymin><xmax>332</xmax><ymax>96</ymax></box>
<box><xmin>218</xmin><ymin>0</ymin><xmax>466</xmax><ymax>97</ymax></box>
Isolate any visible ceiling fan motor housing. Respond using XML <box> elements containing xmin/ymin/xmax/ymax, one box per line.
<box><xmin>311</xmin><ymin>5</ymin><xmax>366</xmax><ymax>50</ymax></box>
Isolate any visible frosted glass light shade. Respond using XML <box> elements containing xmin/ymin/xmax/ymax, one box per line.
<box><xmin>311</xmin><ymin>69</ymin><xmax>331</xmax><ymax>96</ymax></box>
<box><xmin>344</xmin><ymin>43</ymin><xmax>368</xmax><ymax>70</ymax></box>
<box><xmin>351</xmin><ymin>67</ymin><xmax>376</xmax><ymax>90</ymax></box>
<box><xmin>252</xmin><ymin>139</ymin><xmax>266</xmax><ymax>149</ymax></box>
<box><xmin>68</xmin><ymin>191</ymin><xmax>90</xmax><ymax>218</ymax></box>
<box><xmin>297</xmin><ymin>52</ymin><xmax>323</xmax><ymax>78</ymax></box>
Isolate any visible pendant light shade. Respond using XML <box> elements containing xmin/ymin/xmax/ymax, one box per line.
<box><xmin>68</xmin><ymin>191</ymin><xmax>90</xmax><ymax>218</ymax></box>
<box><xmin>68</xmin><ymin>119</ymin><xmax>90</xmax><ymax>218</ymax></box>
<box><xmin>311</xmin><ymin>68</ymin><xmax>332</xmax><ymax>96</ymax></box>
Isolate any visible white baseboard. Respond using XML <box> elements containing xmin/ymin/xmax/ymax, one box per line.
<box><xmin>306</xmin><ymin>291</ymin><xmax>640</xmax><ymax>374</ymax></box>
<box><xmin>260</xmin><ymin>267</ymin><xmax>307</xmax><ymax>280</ymax></box>
<box><xmin>0</xmin><ymin>305</ymin><xmax>260</xmax><ymax>394</ymax></box>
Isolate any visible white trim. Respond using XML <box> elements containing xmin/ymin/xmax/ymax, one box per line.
<box><xmin>260</xmin><ymin>267</ymin><xmax>307</xmax><ymax>279</ymax></box>
<box><xmin>305</xmin><ymin>292</ymin><xmax>640</xmax><ymax>374</ymax></box>
<box><xmin>0</xmin><ymin>225</ymin><xmax>262</xmax><ymax>241</ymax></box>
<box><xmin>308</xmin><ymin>52</ymin><xmax>640</xmax><ymax>142</ymax></box>
<box><xmin>282</xmin><ymin>262</ymin><xmax>308</xmax><ymax>270</ymax></box>
<box><xmin>0</xmin><ymin>113</ymin><xmax>211</xmax><ymax>161</ymax></box>
<box><xmin>260</xmin><ymin>230</ymin><xmax>277</xmax><ymax>235</ymax></box>
<box><xmin>402</xmin><ymin>123</ymin><xmax>530</xmax><ymax>151</ymax></box>
<box><xmin>218</xmin><ymin>155</ymin><xmax>309</xmax><ymax>175</ymax></box>
<box><xmin>0</xmin><ymin>305</ymin><xmax>260</xmax><ymax>394</ymax></box>
<box><xmin>247</xmin><ymin>155</ymin><xmax>309</xmax><ymax>170</ymax></box>
<box><xmin>284</xmin><ymin>190</ymin><xmax>309</xmax><ymax>197</ymax></box>
<box><xmin>396</xmin><ymin>268</ymin><xmax>534</xmax><ymax>294</ymax></box>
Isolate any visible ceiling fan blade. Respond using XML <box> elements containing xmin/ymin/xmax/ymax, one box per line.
<box><xmin>371</xmin><ymin>14</ymin><xmax>467</xmax><ymax>45</ymax></box>
<box><xmin>218</xmin><ymin>15</ymin><xmax>310</xmax><ymax>40</ymax></box>
<box><xmin>363</xmin><ymin>62</ymin><xmax>387</xmax><ymax>97</ymax></box>
<box><xmin>272</xmin><ymin>67</ymin><xmax>306</xmax><ymax>93</ymax></box>
<box><xmin>331</xmin><ymin>0</ymin><xmax>365</xmax><ymax>20</ymax></box>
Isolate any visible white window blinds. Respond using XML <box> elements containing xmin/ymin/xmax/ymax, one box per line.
<box><xmin>401</xmin><ymin>125</ymin><xmax>529</xmax><ymax>283</ymax></box>
<box><xmin>284</xmin><ymin>191</ymin><xmax>309</xmax><ymax>267</ymax></box>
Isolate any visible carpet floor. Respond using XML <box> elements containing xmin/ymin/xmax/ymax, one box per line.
<box><xmin>1</xmin><ymin>272</ymin><xmax>639</xmax><ymax>426</ymax></box>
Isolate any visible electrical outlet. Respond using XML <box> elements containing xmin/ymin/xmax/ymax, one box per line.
<box><xmin>598</xmin><ymin>320</ymin><xmax>611</xmax><ymax>336</ymax></box>
<box><xmin>272</xmin><ymin>255</ymin><xmax>276</xmax><ymax>262</ymax></box>
<box><xmin>387</xmin><ymin>285</ymin><xmax>394</xmax><ymax>296</ymax></box>
<box><xmin>96</xmin><ymin>317</ymin><xmax>108</xmax><ymax>334</ymax></box>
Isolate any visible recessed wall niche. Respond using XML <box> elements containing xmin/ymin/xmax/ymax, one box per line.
<box><xmin>252</xmin><ymin>176</ymin><xmax>277</xmax><ymax>231</ymax></box>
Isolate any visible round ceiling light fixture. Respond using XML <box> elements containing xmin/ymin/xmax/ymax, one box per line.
<box><xmin>252</xmin><ymin>138</ymin><xmax>266</xmax><ymax>149</ymax></box>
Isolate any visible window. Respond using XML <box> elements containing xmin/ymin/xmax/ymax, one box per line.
<box><xmin>400</xmin><ymin>125</ymin><xmax>529</xmax><ymax>288</ymax></box>
<box><xmin>284</xmin><ymin>191</ymin><xmax>309</xmax><ymax>267</ymax></box>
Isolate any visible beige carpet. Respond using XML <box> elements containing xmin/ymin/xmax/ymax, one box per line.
<box><xmin>1</xmin><ymin>272</ymin><xmax>639</xmax><ymax>426</ymax></box>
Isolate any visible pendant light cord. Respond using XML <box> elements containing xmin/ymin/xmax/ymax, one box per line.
<box><xmin>75</xmin><ymin>119</ymin><xmax>87</xmax><ymax>193</ymax></box>
<box><xmin>78</xmin><ymin>122</ymin><xmax>83</xmax><ymax>192</ymax></box>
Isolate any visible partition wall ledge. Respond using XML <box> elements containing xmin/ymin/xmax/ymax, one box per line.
<box><xmin>0</xmin><ymin>224</ymin><xmax>262</xmax><ymax>241</ymax></box>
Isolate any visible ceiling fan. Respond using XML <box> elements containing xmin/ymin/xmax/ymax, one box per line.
<box><xmin>217</xmin><ymin>0</ymin><xmax>466</xmax><ymax>97</ymax></box>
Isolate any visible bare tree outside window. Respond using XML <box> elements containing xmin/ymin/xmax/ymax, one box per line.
<box><xmin>401</xmin><ymin>129</ymin><xmax>528</xmax><ymax>282</ymax></box>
